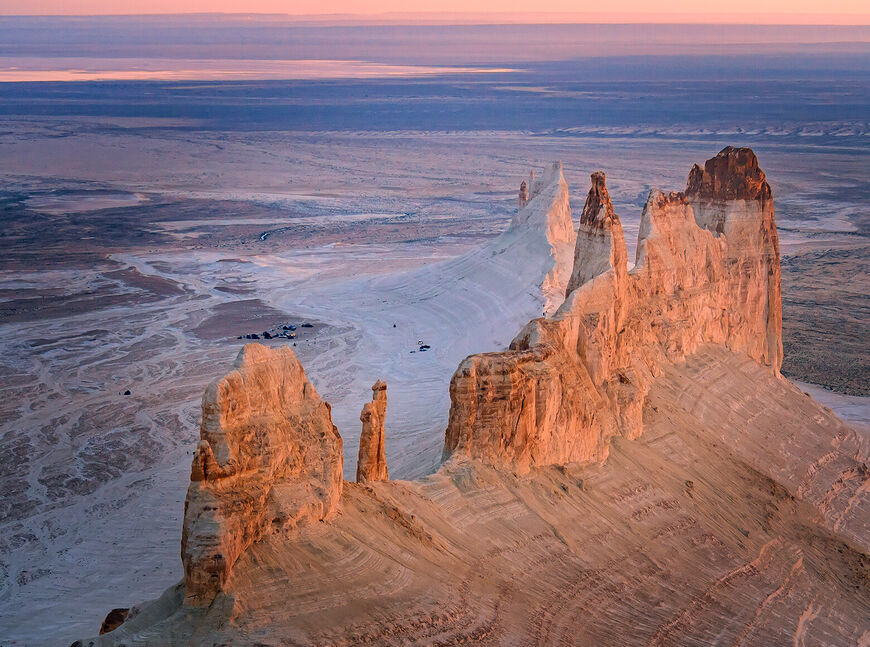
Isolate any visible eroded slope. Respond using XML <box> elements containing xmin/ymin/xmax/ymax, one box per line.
<box><xmin>75</xmin><ymin>149</ymin><xmax>869</xmax><ymax>647</ymax></box>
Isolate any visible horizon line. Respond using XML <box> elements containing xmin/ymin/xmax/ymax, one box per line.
<box><xmin>1</xmin><ymin>11</ymin><xmax>870</xmax><ymax>26</ymax></box>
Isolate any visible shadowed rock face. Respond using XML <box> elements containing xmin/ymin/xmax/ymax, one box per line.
<box><xmin>98</xmin><ymin>608</ymin><xmax>129</xmax><ymax>635</ymax></box>
<box><xmin>445</xmin><ymin>147</ymin><xmax>783</xmax><ymax>474</ymax></box>
<box><xmin>686</xmin><ymin>145</ymin><xmax>772</xmax><ymax>203</ymax></box>
<box><xmin>357</xmin><ymin>379</ymin><xmax>389</xmax><ymax>483</ymax></box>
<box><xmin>181</xmin><ymin>344</ymin><xmax>343</xmax><ymax>607</ymax></box>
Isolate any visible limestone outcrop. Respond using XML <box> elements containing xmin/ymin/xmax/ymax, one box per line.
<box><xmin>356</xmin><ymin>379</ymin><xmax>389</xmax><ymax>483</ymax></box>
<box><xmin>73</xmin><ymin>150</ymin><xmax>870</xmax><ymax>647</ymax></box>
<box><xmin>506</xmin><ymin>162</ymin><xmax>577</xmax><ymax>313</ymax></box>
<box><xmin>181</xmin><ymin>344</ymin><xmax>343</xmax><ymax>607</ymax></box>
<box><xmin>444</xmin><ymin>147</ymin><xmax>783</xmax><ymax>473</ymax></box>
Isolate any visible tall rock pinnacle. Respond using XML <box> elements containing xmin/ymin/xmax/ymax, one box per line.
<box><xmin>356</xmin><ymin>380</ymin><xmax>389</xmax><ymax>483</ymax></box>
<box><xmin>565</xmin><ymin>171</ymin><xmax>627</xmax><ymax>296</ymax></box>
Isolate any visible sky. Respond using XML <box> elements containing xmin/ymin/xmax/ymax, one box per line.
<box><xmin>0</xmin><ymin>0</ymin><xmax>868</xmax><ymax>23</ymax></box>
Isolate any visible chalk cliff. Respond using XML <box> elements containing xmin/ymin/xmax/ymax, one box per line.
<box><xmin>504</xmin><ymin>161</ymin><xmax>577</xmax><ymax>313</ymax></box>
<box><xmin>444</xmin><ymin>147</ymin><xmax>782</xmax><ymax>473</ymax></box>
<box><xmin>181</xmin><ymin>344</ymin><xmax>343</xmax><ymax>607</ymax></box>
<box><xmin>356</xmin><ymin>379</ymin><xmax>389</xmax><ymax>483</ymax></box>
<box><xmin>77</xmin><ymin>149</ymin><xmax>869</xmax><ymax>647</ymax></box>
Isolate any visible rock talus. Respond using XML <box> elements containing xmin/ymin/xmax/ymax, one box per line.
<box><xmin>356</xmin><ymin>379</ymin><xmax>389</xmax><ymax>483</ymax></box>
<box><xmin>444</xmin><ymin>147</ymin><xmax>783</xmax><ymax>473</ymax></box>
<box><xmin>181</xmin><ymin>344</ymin><xmax>343</xmax><ymax>607</ymax></box>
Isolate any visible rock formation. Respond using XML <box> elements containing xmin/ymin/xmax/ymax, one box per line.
<box><xmin>181</xmin><ymin>344</ymin><xmax>343</xmax><ymax>607</ymax></box>
<box><xmin>506</xmin><ymin>162</ymin><xmax>577</xmax><ymax>313</ymax></box>
<box><xmin>565</xmin><ymin>170</ymin><xmax>625</xmax><ymax>295</ymax></box>
<box><xmin>444</xmin><ymin>147</ymin><xmax>782</xmax><ymax>473</ymax></box>
<box><xmin>98</xmin><ymin>609</ymin><xmax>129</xmax><ymax>635</ymax></box>
<box><xmin>75</xmin><ymin>150</ymin><xmax>869</xmax><ymax>647</ymax></box>
<box><xmin>356</xmin><ymin>379</ymin><xmax>389</xmax><ymax>483</ymax></box>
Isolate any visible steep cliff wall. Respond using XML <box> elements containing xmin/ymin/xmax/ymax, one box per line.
<box><xmin>181</xmin><ymin>344</ymin><xmax>343</xmax><ymax>607</ymax></box>
<box><xmin>444</xmin><ymin>147</ymin><xmax>782</xmax><ymax>473</ymax></box>
<box><xmin>76</xmin><ymin>151</ymin><xmax>869</xmax><ymax>647</ymax></box>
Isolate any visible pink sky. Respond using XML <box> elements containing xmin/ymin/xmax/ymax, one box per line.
<box><xmin>0</xmin><ymin>1</ymin><xmax>868</xmax><ymax>23</ymax></box>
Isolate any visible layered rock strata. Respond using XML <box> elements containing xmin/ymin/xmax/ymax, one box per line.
<box><xmin>181</xmin><ymin>344</ymin><xmax>343</xmax><ymax>607</ymax></box>
<box><xmin>75</xmin><ymin>150</ymin><xmax>870</xmax><ymax>647</ymax></box>
<box><xmin>444</xmin><ymin>147</ymin><xmax>783</xmax><ymax>473</ymax></box>
<box><xmin>356</xmin><ymin>379</ymin><xmax>389</xmax><ymax>483</ymax></box>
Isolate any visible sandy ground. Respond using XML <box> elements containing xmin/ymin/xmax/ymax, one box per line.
<box><xmin>1</xmin><ymin>127</ymin><xmax>868</xmax><ymax>645</ymax></box>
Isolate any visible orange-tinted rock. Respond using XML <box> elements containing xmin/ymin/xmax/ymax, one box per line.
<box><xmin>565</xmin><ymin>170</ymin><xmax>626</xmax><ymax>296</ymax></box>
<box><xmin>686</xmin><ymin>145</ymin><xmax>772</xmax><ymax>203</ymax></box>
<box><xmin>445</xmin><ymin>147</ymin><xmax>782</xmax><ymax>473</ymax></box>
<box><xmin>356</xmin><ymin>379</ymin><xmax>389</xmax><ymax>483</ymax></box>
<box><xmin>181</xmin><ymin>344</ymin><xmax>343</xmax><ymax>607</ymax></box>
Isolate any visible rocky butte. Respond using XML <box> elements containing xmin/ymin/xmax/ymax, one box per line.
<box><xmin>75</xmin><ymin>148</ymin><xmax>869</xmax><ymax>646</ymax></box>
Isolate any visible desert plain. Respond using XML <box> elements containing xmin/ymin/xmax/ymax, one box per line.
<box><xmin>0</xmin><ymin>18</ymin><xmax>868</xmax><ymax>645</ymax></box>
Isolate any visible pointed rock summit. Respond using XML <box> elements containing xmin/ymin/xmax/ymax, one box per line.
<box><xmin>566</xmin><ymin>171</ymin><xmax>627</xmax><ymax>296</ymax></box>
<box><xmin>579</xmin><ymin>171</ymin><xmax>615</xmax><ymax>227</ymax></box>
<box><xmin>686</xmin><ymin>145</ymin><xmax>771</xmax><ymax>203</ymax></box>
<box><xmin>356</xmin><ymin>379</ymin><xmax>389</xmax><ymax>483</ymax></box>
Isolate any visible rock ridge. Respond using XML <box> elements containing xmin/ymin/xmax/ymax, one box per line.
<box><xmin>444</xmin><ymin>146</ymin><xmax>783</xmax><ymax>473</ymax></box>
<box><xmin>72</xmin><ymin>151</ymin><xmax>870</xmax><ymax>647</ymax></box>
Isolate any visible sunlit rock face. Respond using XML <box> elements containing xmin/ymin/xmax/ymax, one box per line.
<box><xmin>565</xmin><ymin>170</ymin><xmax>626</xmax><ymax>296</ymax></box>
<box><xmin>72</xmin><ymin>150</ymin><xmax>869</xmax><ymax>647</ymax></box>
<box><xmin>181</xmin><ymin>344</ymin><xmax>343</xmax><ymax>607</ymax></box>
<box><xmin>444</xmin><ymin>147</ymin><xmax>783</xmax><ymax>473</ymax></box>
<box><xmin>356</xmin><ymin>379</ymin><xmax>389</xmax><ymax>483</ymax></box>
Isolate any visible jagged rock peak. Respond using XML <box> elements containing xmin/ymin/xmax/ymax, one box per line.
<box><xmin>579</xmin><ymin>171</ymin><xmax>617</xmax><ymax>227</ymax></box>
<box><xmin>357</xmin><ymin>379</ymin><xmax>389</xmax><ymax>483</ymax></box>
<box><xmin>565</xmin><ymin>171</ymin><xmax>627</xmax><ymax>296</ymax></box>
<box><xmin>685</xmin><ymin>146</ymin><xmax>772</xmax><ymax>202</ymax></box>
<box><xmin>446</xmin><ymin>148</ymin><xmax>782</xmax><ymax>474</ymax></box>
<box><xmin>182</xmin><ymin>344</ymin><xmax>343</xmax><ymax>607</ymax></box>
